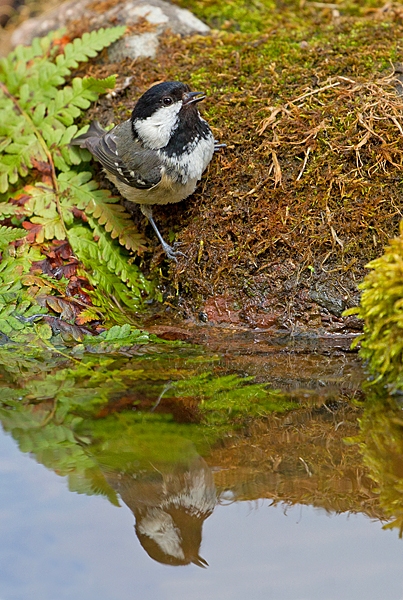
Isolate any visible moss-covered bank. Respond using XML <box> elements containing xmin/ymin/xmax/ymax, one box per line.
<box><xmin>71</xmin><ymin>1</ymin><xmax>403</xmax><ymax>333</ymax></box>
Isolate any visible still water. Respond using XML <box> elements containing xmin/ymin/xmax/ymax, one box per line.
<box><xmin>0</xmin><ymin>336</ymin><xmax>402</xmax><ymax>599</ymax></box>
<box><xmin>1</xmin><ymin>430</ymin><xmax>403</xmax><ymax>600</ymax></box>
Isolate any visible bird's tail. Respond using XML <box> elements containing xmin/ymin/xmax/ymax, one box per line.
<box><xmin>70</xmin><ymin>121</ymin><xmax>106</xmax><ymax>147</ymax></box>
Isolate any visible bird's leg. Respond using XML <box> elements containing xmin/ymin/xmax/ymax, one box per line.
<box><xmin>214</xmin><ymin>140</ymin><xmax>226</xmax><ymax>151</ymax></box>
<box><xmin>140</xmin><ymin>204</ymin><xmax>185</xmax><ymax>261</ymax></box>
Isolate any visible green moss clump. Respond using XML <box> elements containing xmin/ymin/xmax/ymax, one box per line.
<box><xmin>347</xmin><ymin>222</ymin><xmax>403</xmax><ymax>390</ymax></box>
<box><xmin>173</xmin><ymin>0</ymin><xmax>390</xmax><ymax>33</ymax></box>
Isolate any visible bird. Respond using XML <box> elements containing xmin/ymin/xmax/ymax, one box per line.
<box><xmin>71</xmin><ymin>80</ymin><xmax>223</xmax><ymax>260</ymax></box>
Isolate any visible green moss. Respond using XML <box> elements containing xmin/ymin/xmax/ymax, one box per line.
<box><xmin>346</xmin><ymin>223</ymin><xmax>403</xmax><ymax>390</ymax></box>
<box><xmin>174</xmin><ymin>0</ymin><xmax>391</xmax><ymax>33</ymax></box>
<box><xmin>174</xmin><ymin>0</ymin><xmax>279</xmax><ymax>33</ymax></box>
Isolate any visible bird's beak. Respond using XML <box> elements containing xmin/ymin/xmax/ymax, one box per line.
<box><xmin>183</xmin><ymin>91</ymin><xmax>206</xmax><ymax>105</ymax></box>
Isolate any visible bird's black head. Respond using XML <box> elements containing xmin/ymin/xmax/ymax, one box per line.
<box><xmin>131</xmin><ymin>81</ymin><xmax>191</xmax><ymax>121</ymax></box>
<box><xmin>130</xmin><ymin>81</ymin><xmax>207</xmax><ymax>150</ymax></box>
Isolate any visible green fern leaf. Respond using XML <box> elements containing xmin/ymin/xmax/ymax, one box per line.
<box><xmin>52</xmin><ymin>27</ymin><xmax>126</xmax><ymax>81</ymax></box>
<box><xmin>0</xmin><ymin>202</ymin><xmax>18</xmax><ymax>218</ymax></box>
<box><xmin>0</xmin><ymin>253</ymin><xmax>47</xmax><ymax>337</ymax></box>
<box><xmin>16</xmin><ymin>182</ymin><xmax>65</xmax><ymax>240</ymax></box>
<box><xmin>0</xmin><ymin>98</ymin><xmax>45</xmax><ymax>191</ymax></box>
<box><xmin>87</xmin><ymin>203</ymin><xmax>146</xmax><ymax>252</ymax></box>
<box><xmin>68</xmin><ymin>225</ymin><xmax>151</xmax><ymax>301</ymax></box>
<box><xmin>30</xmin><ymin>216</ymin><xmax>66</xmax><ymax>242</ymax></box>
<box><xmin>0</xmin><ymin>225</ymin><xmax>25</xmax><ymax>249</ymax></box>
<box><xmin>0</xmin><ymin>27</ymin><xmax>124</xmax><ymax>193</ymax></box>
<box><xmin>0</xmin><ymin>25</ymin><xmax>154</xmax><ymax>334</ymax></box>
<box><xmin>24</xmin><ymin>182</ymin><xmax>57</xmax><ymax>216</ymax></box>
<box><xmin>91</xmin><ymin>221</ymin><xmax>143</xmax><ymax>288</ymax></box>
<box><xmin>88</xmin><ymin>266</ymin><xmax>147</xmax><ymax>310</ymax></box>
<box><xmin>59</xmin><ymin>171</ymin><xmax>147</xmax><ymax>252</ymax></box>
<box><xmin>1</xmin><ymin>27</ymin><xmax>125</xmax><ymax>94</ymax></box>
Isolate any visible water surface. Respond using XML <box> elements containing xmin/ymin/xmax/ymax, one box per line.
<box><xmin>0</xmin><ymin>337</ymin><xmax>402</xmax><ymax>599</ymax></box>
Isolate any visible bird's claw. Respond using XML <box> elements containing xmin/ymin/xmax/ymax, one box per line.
<box><xmin>161</xmin><ymin>241</ymin><xmax>186</xmax><ymax>262</ymax></box>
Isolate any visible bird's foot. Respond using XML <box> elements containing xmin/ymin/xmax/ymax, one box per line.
<box><xmin>161</xmin><ymin>241</ymin><xmax>186</xmax><ymax>262</ymax></box>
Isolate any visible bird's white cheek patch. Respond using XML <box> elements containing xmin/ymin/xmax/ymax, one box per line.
<box><xmin>134</xmin><ymin>103</ymin><xmax>181</xmax><ymax>149</ymax></box>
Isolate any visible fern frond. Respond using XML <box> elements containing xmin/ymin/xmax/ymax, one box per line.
<box><xmin>0</xmin><ymin>27</ymin><xmax>124</xmax><ymax>194</ymax></box>
<box><xmin>30</xmin><ymin>216</ymin><xmax>66</xmax><ymax>242</ymax></box>
<box><xmin>68</xmin><ymin>224</ymin><xmax>148</xmax><ymax>290</ymax></box>
<box><xmin>24</xmin><ymin>182</ymin><xmax>58</xmax><ymax>215</ymax></box>
<box><xmin>91</xmin><ymin>221</ymin><xmax>146</xmax><ymax>290</ymax></box>
<box><xmin>87</xmin><ymin>202</ymin><xmax>146</xmax><ymax>252</ymax></box>
<box><xmin>0</xmin><ymin>225</ymin><xmax>25</xmax><ymax>249</ymax></box>
<box><xmin>0</xmin><ymin>202</ymin><xmax>18</xmax><ymax>218</ymax></box>
<box><xmin>76</xmin><ymin>306</ymin><xmax>103</xmax><ymax>325</ymax></box>
<box><xmin>0</xmin><ymin>94</ymin><xmax>47</xmax><ymax>190</ymax></box>
<box><xmin>68</xmin><ymin>225</ymin><xmax>151</xmax><ymax>306</ymax></box>
<box><xmin>44</xmin><ymin>76</ymin><xmax>117</xmax><ymax>127</ymax></box>
<box><xmin>55</xmin><ymin>28</ymin><xmax>126</xmax><ymax>74</ymax></box>
<box><xmin>88</xmin><ymin>267</ymin><xmax>147</xmax><ymax>310</ymax></box>
<box><xmin>0</xmin><ymin>25</ymin><xmax>155</xmax><ymax>336</ymax></box>
<box><xmin>59</xmin><ymin>171</ymin><xmax>147</xmax><ymax>252</ymax></box>
<box><xmin>0</xmin><ymin>27</ymin><xmax>125</xmax><ymax>94</ymax></box>
<box><xmin>0</xmin><ymin>254</ymin><xmax>46</xmax><ymax>336</ymax></box>
<box><xmin>18</xmin><ymin>183</ymin><xmax>65</xmax><ymax>241</ymax></box>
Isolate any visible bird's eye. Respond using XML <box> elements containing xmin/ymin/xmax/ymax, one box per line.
<box><xmin>162</xmin><ymin>97</ymin><xmax>173</xmax><ymax>106</ymax></box>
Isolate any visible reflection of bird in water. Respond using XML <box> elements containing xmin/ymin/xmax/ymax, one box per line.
<box><xmin>105</xmin><ymin>454</ymin><xmax>216</xmax><ymax>567</ymax></box>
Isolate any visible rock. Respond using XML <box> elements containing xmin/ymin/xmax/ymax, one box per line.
<box><xmin>309</xmin><ymin>284</ymin><xmax>347</xmax><ymax>317</ymax></box>
<box><xmin>11</xmin><ymin>0</ymin><xmax>210</xmax><ymax>60</ymax></box>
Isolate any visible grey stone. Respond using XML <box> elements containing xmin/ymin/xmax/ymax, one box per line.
<box><xmin>11</xmin><ymin>0</ymin><xmax>210</xmax><ymax>60</ymax></box>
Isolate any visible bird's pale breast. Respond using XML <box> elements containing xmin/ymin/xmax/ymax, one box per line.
<box><xmin>107</xmin><ymin>171</ymin><xmax>199</xmax><ymax>206</ymax></box>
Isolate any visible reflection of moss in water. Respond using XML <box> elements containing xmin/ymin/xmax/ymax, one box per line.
<box><xmin>0</xmin><ymin>343</ymin><xmax>297</xmax><ymax>502</ymax></box>
<box><xmin>80</xmin><ymin>412</ymin><xmax>216</xmax><ymax>471</ymax></box>
<box><xmin>171</xmin><ymin>373</ymin><xmax>297</xmax><ymax>427</ymax></box>
<box><xmin>0</xmin><ymin>342</ymin><xmax>384</xmax><ymax>522</ymax></box>
<box><xmin>357</xmin><ymin>389</ymin><xmax>403</xmax><ymax>536</ymax></box>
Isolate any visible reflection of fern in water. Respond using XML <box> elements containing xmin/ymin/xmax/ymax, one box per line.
<box><xmin>0</xmin><ymin>27</ymin><xmax>152</xmax><ymax>339</ymax></box>
<box><xmin>0</xmin><ymin>338</ymin><xmax>298</xmax><ymax>501</ymax></box>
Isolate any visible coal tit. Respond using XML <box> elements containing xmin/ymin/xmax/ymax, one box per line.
<box><xmin>72</xmin><ymin>81</ymin><xmax>223</xmax><ymax>260</ymax></box>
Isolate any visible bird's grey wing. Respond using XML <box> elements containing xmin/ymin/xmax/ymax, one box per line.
<box><xmin>73</xmin><ymin>120</ymin><xmax>163</xmax><ymax>189</ymax></box>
